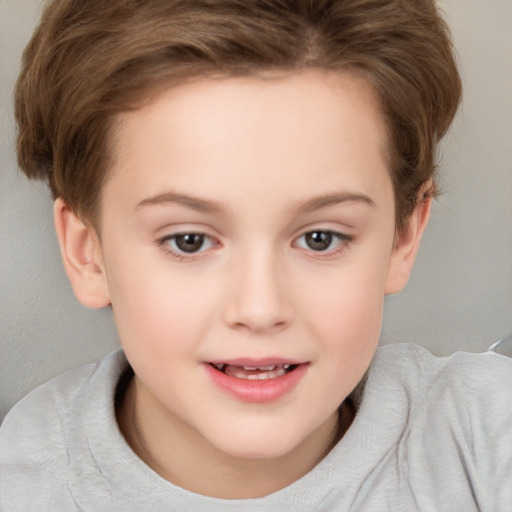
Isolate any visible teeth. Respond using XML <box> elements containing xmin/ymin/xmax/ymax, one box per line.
<box><xmin>241</xmin><ymin>367</ymin><xmax>287</xmax><ymax>380</ymax></box>
<box><xmin>222</xmin><ymin>364</ymin><xmax>295</xmax><ymax>380</ymax></box>
<box><xmin>212</xmin><ymin>362</ymin><xmax>297</xmax><ymax>379</ymax></box>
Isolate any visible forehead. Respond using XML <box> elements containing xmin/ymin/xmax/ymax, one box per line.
<box><xmin>104</xmin><ymin>70</ymin><xmax>392</xmax><ymax>218</ymax></box>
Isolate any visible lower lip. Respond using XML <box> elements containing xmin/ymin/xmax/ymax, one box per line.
<box><xmin>203</xmin><ymin>363</ymin><xmax>308</xmax><ymax>403</ymax></box>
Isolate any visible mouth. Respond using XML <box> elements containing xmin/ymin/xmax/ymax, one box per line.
<box><xmin>209</xmin><ymin>363</ymin><xmax>298</xmax><ymax>380</ymax></box>
<box><xmin>204</xmin><ymin>360</ymin><xmax>308</xmax><ymax>402</ymax></box>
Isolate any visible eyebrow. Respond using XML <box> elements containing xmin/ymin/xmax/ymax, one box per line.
<box><xmin>136</xmin><ymin>190</ymin><xmax>376</xmax><ymax>214</ymax></box>
<box><xmin>297</xmin><ymin>192</ymin><xmax>377</xmax><ymax>213</ymax></box>
<box><xmin>136</xmin><ymin>192</ymin><xmax>224</xmax><ymax>213</ymax></box>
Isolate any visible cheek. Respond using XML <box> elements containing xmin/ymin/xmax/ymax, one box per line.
<box><xmin>104</xmin><ymin>250</ymin><xmax>219</xmax><ymax>358</ymax></box>
<box><xmin>306</xmin><ymin>255</ymin><xmax>388</xmax><ymax>322</ymax></box>
<box><xmin>300</xmin><ymin>255</ymin><xmax>389</xmax><ymax>369</ymax></box>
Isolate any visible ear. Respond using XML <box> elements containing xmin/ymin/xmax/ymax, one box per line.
<box><xmin>384</xmin><ymin>193</ymin><xmax>432</xmax><ymax>295</ymax></box>
<box><xmin>54</xmin><ymin>198</ymin><xmax>111</xmax><ymax>308</ymax></box>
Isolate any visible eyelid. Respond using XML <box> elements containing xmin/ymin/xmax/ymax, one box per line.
<box><xmin>157</xmin><ymin>230</ymin><xmax>220</xmax><ymax>259</ymax></box>
<box><xmin>293</xmin><ymin>229</ymin><xmax>353</xmax><ymax>254</ymax></box>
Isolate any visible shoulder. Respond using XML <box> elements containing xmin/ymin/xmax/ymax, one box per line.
<box><xmin>424</xmin><ymin>348</ymin><xmax>512</xmax><ymax>468</ymax></box>
<box><xmin>373</xmin><ymin>342</ymin><xmax>512</xmax><ymax>390</ymax></box>
<box><xmin>1</xmin><ymin>363</ymin><xmax>93</xmax><ymax>462</ymax></box>
<box><xmin>372</xmin><ymin>342</ymin><xmax>512</xmax><ymax>425</ymax></box>
<box><xmin>0</xmin><ymin>351</ymin><xmax>125</xmax><ymax>467</ymax></box>
<box><xmin>0</xmin><ymin>351</ymin><xmax>127</xmax><ymax>512</ymax></box>
<box><xmin>0</xmin><ymin>350</ymin><xmax>138</xmax><ymax>512</ymax></box>
<box><xmin>371</xmin><ymin>343</ymin><xmax>512</xmax><ymax>509</ymax></box>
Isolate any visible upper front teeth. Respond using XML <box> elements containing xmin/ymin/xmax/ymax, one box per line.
<box><xmin>212</xmin><ymin>363</ymin><xmax>294</xmax><ymax>374</ymax></box>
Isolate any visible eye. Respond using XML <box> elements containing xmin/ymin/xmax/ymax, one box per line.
<box><xmin>295</xmin><ymin>230</ymin><xmax>350</xmax><ymax>252</ymax></box>
<box><xmin>162</xmin><ymin>233</ymin><xmax>215</xmax><ymax>254</ymax></box>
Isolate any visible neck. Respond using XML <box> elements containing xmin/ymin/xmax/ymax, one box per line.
<box><xmin>117</xmin><ymin>374</ymin><xmax>354</xmax><ymax>499</ymax></box>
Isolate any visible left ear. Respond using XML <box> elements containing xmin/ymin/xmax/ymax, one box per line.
<box><xmin>385</xmin><ymin>191</ymin><xmax>432</xmax><ymax>295</ymax></box>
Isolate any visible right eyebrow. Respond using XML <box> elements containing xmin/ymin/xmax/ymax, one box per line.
<box><xmin>136</xmin><ymin>192</ymin><xmax>224</xmax><ymax>214</ymax></box>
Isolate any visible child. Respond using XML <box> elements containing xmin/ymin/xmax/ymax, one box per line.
<box><xmin>1</xmin><ymin>0</ymin><xmax>510</xmax><ymax>510</ymax></box>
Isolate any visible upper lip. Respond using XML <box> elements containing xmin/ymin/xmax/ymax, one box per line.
<box><xmin>206</xmin><ymin>358</ymin><xmax>306</xmax><ymax>367</ymax></box>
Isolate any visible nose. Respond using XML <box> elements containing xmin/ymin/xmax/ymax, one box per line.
<box><xmin>222</xmin><ymin>250</ymin><xmax>293</xmax><ymax>335</ymax></box>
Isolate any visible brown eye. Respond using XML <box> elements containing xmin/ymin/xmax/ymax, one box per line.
<box><xmin>173</xmin><ymin>233</ymin><xmax>206</xmax><ymax>253</ymax></box>
<box><xmin>304</xmin><ymin>231</ymin><xmax>333</xmax><ymax>251</ymax></box>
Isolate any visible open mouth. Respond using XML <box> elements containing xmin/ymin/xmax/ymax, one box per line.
<box><xmin>205</xmin><ymin>360</ymin><xmax>307</xmax><ymax>402</ymax></box>
<box><xmin>209</xmin><ymin>363</ymin><xmax>298</xmax><ymax>380</ymax></box>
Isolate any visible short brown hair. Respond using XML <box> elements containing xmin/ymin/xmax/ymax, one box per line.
<box><xmin>15</xmin><ymin>0</ymin><xmax>461</xmax><ymax>231</ymax></box>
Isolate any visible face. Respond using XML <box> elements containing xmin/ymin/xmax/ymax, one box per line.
<box><xmin>85</xmin><ymin>71</ymin><xmax>416</xmax><ymax>466</ymax></box>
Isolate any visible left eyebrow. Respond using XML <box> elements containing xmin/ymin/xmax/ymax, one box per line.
<box><xmin>297</xmin><ymin>192</ymin><xmax>377</xmax><ymax>213</ymax></box>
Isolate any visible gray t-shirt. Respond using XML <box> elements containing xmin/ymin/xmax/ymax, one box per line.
<box><xmin>1</xmin><ymin>343</ymin><xmax>511</xmax><ymax>511</ymax></box>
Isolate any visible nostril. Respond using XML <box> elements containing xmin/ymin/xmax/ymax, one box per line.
<box><xmin>221</xmin><ymin>267</ymin><xmax>294</xmax><ymax>333</ymax></box>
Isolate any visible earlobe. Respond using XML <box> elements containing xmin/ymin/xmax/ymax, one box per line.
<box><xmin>385</xmin><ymin>195</ymin><xmax>432</xmax><ymax>295</ymax></box>
<box><xmin>54</xmin><ymin>198</ymin><xmax>111</xmax><ymax>308</ymax></box>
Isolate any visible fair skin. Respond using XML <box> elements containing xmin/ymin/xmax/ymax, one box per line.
<box><xmin>55</xmin><ymin>70</ymin><xmax>430</xmax><ymax>498</ymax></box>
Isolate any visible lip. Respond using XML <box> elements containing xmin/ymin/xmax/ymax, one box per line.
<box><xmin>207</xmin><ymin>357</ymin><xmax>304</xmax><ymax>367</ymax></box>
<box><xmin>203</xmin><ymin>360</ymin><xmax>308</xmax><ymax>403</ymax></box>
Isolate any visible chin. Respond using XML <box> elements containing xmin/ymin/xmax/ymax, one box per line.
<box><xmin>203</xmin><ymin>419</ymin><xmax>330</xmax><ymax>462</ymax></box>
<box><xmin>219</xmin><ymin>440</ymin><xmax>301</xmax><ymax>461</ymax></box>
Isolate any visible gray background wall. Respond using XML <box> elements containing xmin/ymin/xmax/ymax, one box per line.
<box><xmin>1</xmin><ymin>0</ymin><xmax>511</xmax><ymax>422</ymax></box>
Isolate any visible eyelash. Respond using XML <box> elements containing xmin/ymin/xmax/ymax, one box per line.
<box><xmin>293</xmin><ymin>230</ymin><xmax>352</xmax><ymax>256</ymax></box>
<box><xmin>158</xmin><ymin>232</ymin><xmax>217</xmax><ymax>261</ymax></box>
<box><xmin>157</xmin><ymin>229</ymin><xmax>352</xmax><ymax>261</ymax></box>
